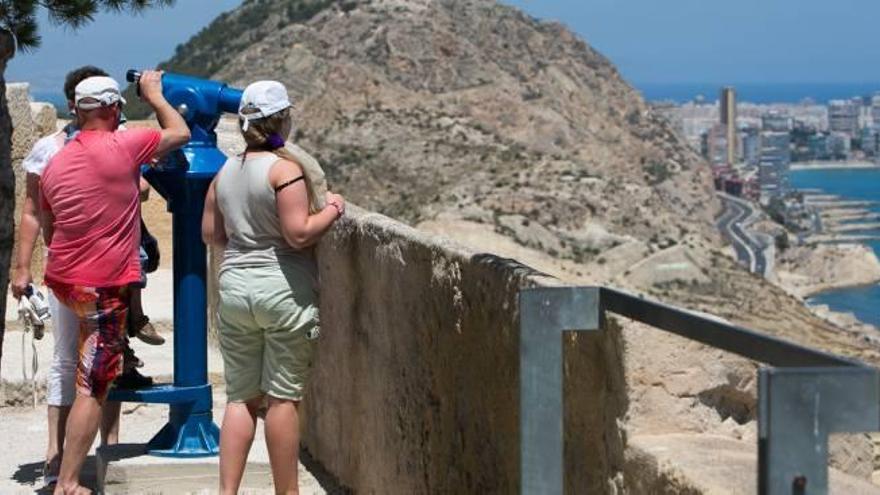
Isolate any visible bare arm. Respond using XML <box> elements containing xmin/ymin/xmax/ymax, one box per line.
<box><xmin>11</xmin><ymin>173</ymin><xmax>41</xmax><ymax>298</ymax></box>
<box><xmin>139</xmin><ymin>70</ymin><xmax>190</xmax><ymax>157</ymax></box>
<box><xmin>270</xmin><ymin>159</ymin><xmax>343</xmax><ymax>249</ymax></box>
<box><xmin>201</xmin><ymin>178</ymin><xmax>227</xmax><ymax>248</ymax></box>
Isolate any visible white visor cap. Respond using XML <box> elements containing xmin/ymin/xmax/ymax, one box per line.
<box><xmin>74</xmin><ymin>76</ymin><xmax>126</xmax><ymax>110</ymax></box>
<box><xmin>239</xmin><ymin>80</ymin><xmax>292</xmax><ymax>131</ymax></box>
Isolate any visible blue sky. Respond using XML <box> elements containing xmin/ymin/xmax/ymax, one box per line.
<box><xmin>505</xmin><ymin>0</ymin><xmax>880</xmax><ymax>85</ymax></box>
<box><xmin>7</xmin><ymin>0</ymin><xmax>880</xmax><ymax>96</ymax></box>
<box><xmin>7</xmin><ymin>0</ymin><xmax>241</xmax><ymax>95</ymax></box>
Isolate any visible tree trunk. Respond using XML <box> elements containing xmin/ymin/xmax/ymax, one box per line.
<box><xmin>0</xmin><ymin>30</ymin><xmax>16</xmax><ymax>375</ymax></box>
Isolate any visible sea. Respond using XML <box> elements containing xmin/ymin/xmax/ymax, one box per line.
<box><xmin>30</xmin><ymin>90</ymin><xmax>67</xmax><ymax>116</ymax></box>
<box><xmin>789</xmin><ymin>168</ymin><xmax>880</xmax><ymax>328</ymax></box>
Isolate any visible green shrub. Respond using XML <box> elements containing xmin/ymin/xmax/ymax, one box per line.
<box><xmin>643</xmin><ymin>161</ymin><xmax>672</xmax><ymax>185</ymax></box>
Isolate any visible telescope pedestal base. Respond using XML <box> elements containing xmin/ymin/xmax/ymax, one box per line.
<box><xmin>108</xmin><ymin>383</ymin><xmax>220</xmax><ymax>458</ymax></box>
<box><xmin>147</xmin><ymin>409</ymin><xmax>220</xmax><ymax>458</ymax></box>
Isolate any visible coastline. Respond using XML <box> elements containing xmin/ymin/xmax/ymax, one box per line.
<box><xmin>790</xmin><ymin>161</ymin><xmax>880</xmax><ymax>171</ymax></box>
<box><xmin>801</xmin><ymin>278</ymin><xmax>880</xmax><ymax>299</ymax></box>
<box><xmin>787</xmin><ymin>166</ymin><xmax>880</xmax><ymax>333</ymax></box>
<box><xmin>775</xmin><ymin>243</ymin><xmax>880</xmax><ymax>298</ymax></box>
<box><xmin>775</xmin><ymin>243</ymin><xmax>880</xmax><ymax>335</ymax></box>
<box><xmin>808</xmin><ymin>302</ymin><xmax>880</xmax><ymax>340</ymax></box>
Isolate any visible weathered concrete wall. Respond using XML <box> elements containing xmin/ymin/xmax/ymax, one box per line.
<box><xmin>302</xmin><ymin>206</ymin><xmax>628</xmax><ymax>494</ymax></box>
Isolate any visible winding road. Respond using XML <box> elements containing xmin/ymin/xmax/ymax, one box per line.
<box><xmin>716</xmin><ymin>194</ymin><xmax>767</xmax><ymax>276</ymax></box>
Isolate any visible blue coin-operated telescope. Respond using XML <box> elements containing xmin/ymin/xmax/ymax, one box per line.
<box><xmin>107</xmin><ymin>70</ymin><xmax>243</xmax><ymax>457</ymax></box>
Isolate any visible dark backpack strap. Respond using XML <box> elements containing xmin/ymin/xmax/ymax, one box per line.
<box><xmin>274</xmin><ymin>175</ymin><xmax>304</xmax><ymax>194</ymax></box>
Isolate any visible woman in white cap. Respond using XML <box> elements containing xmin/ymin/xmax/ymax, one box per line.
<box><xmin>201</xmin><ymin>80</ymin><xmax>344</xmax><ymax>494</ymax></box>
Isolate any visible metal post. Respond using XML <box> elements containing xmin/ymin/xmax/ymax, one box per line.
<box><xmin>758</xmin><ymin>367</ymin><xmax>880</xmax><ymax>495</ymax></box>
<box><xmin>519</xmin><ymin>287</ymin><xmax>601</xmax><ymax>495</ymax></box>
<box><xmin>171</xmin><ymin>181</ymin><xmax>210</xmax><ymax>388</ymax></box>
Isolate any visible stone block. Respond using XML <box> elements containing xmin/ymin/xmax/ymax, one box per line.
<box><xmin>29</xmin><ymin>102</ymin><xmax>56</xmax><ymax>137</ymax></box>
<box><xmin>5</xmin><ymin>83</ymin><xmax>54</xmax><ymax>284</ymax></box>
<box><xmin>6</xmin><ymin>83</ymin><xmax>36</xmax><ymax>163</ymax></box>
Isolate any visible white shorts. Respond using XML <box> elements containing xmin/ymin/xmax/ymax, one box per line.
<box><xmin>47</xmin><ymin>293</ymin><xmax>79</xmax><ymax>407</ymax></box>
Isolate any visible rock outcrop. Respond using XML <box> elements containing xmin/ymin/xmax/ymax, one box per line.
<box><xmin>777</xmin><ymin>243</ymin><xmax>880</xmax><ymax>299</ymax></box>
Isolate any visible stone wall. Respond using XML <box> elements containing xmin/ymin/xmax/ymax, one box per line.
<box><xmin>302</xmin><ymin>206</ymin><xmax>628</xmax><ymax>493</ymax></box>
<box><xmin>7</xmin><ymin>83</ymin><xmax>57</xmax><ymax>283</ymax></box>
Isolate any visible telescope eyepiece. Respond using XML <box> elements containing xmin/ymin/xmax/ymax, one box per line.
<box><xmin>126</xmin><ymin>69</ymin><xmax>142</xmax><ymax>83</ymax></box>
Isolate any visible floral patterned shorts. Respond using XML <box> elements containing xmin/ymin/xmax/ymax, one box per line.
<box><xmin>49</xmin><ymin>283</ymin><xmax>130</xmax><ymax>402</ymax></box>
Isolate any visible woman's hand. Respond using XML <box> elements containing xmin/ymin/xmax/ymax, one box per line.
<box><xmin>325</xmin><ymin>192</ymin><xmax>345</xmax><ymax>218</ymax></box>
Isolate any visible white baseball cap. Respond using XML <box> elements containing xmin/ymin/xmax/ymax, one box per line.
<box><xmin>75</xmin><ymin>76</ymin><xmax>126</xmax><ymax>110</ymax></box>
<box><xmin>238</xmin><ymin>80</ymin><xmax>292</xmax><ymax>131</ymax></box>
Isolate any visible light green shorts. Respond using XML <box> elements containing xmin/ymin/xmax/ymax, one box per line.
<box><xmin>217</xmin><ymin>264</ymin><xmax>320</xmax><ymax>402</ymax></box>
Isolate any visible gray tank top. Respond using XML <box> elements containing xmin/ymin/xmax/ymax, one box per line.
<box><xmin>215</xmin><ymin>152</ymin><xmax>316</xmax><ymax>278</ymax></box>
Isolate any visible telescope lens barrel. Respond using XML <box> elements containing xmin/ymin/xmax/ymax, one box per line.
<box><xmin>124</xmin><ymin>69</ymin><xmax>243</xmax><ymax>122</ymax></box>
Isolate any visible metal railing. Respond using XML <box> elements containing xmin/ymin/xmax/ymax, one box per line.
<box><xmin>520</xmin><ymin>286</ymin><xmax>880</xmax><ymax>495</ymax></box>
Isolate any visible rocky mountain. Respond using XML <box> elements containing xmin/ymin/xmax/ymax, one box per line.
<box><xmin>147</xmin><ymin>0</ymin><xmax>879</xmax><ymax>367</ymax></box>
<box><xmin>136</xmin><ymin>0</ymin><xmax>717</xmax><ymax>257</ymax></box>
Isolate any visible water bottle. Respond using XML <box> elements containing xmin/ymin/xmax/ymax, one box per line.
<box><xmin>24</xmin><ymin>284</ymin><xmax>50</xmax><ymax>322</ymax></box>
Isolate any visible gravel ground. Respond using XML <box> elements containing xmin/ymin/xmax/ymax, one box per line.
<box><xmin>0</xmin><ymin>399</ymin><xmax>334</xmax><ymax>494</ymax></box>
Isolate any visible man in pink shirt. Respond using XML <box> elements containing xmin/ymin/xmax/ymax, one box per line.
<box><xmin>40</xmin><ymin>71</ymin><xmax>190</xmax><ymax>495</ymax></box>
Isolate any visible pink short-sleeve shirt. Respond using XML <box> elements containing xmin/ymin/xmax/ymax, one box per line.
<box><xmin>41</xmin><ymin>128</ymin><xmax>161</xmax><ymax>288</ymax></box>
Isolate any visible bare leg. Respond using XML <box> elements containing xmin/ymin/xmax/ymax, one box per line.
<box><xmin>129</xmin><ymin>289</ymin><xmax>143</xmax><ymax>324</ymax></box>
<box><xmin>100</xmin><ymin>401</ymin><xmax>122</xmax><ymax>446</ymax></box>
<box><xmin>264</xmin><ymin>397</ymin><xmax>301</xmax><ymax>495</ymax></box>
<box><xmin>54</xmin><ymin>395</ymin><xmax>102</xmax><ymax>495</ymax></box>
<box><xmin>219</xmin><ymin>397</ymin><xmax>262</xmax><ymax>495</ymax></box>
<box><xmin>46</xmin><ymin>405</ymin><xmax>72</xmax><ymax>478</ymax></box>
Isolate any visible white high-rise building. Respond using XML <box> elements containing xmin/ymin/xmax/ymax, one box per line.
<box><xmin>828</xmin><ymin>99</ymin><xmax>860</xmax><ymax>137</ymax></box>
<box><xmin>758</xmin><ymin>131</ymin><xmax>791</xmax><ymax>202</ymax></box>
<box><xmin>870</xmin><ymin>94</ymin><xmax>880</xmax><ymax>127</ymax></box>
